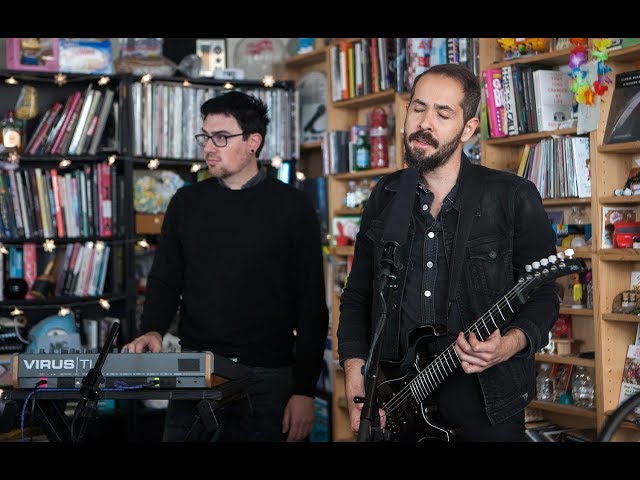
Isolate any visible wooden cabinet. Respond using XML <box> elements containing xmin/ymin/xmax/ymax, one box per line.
<box><xmin>478</xmin><ymin>39</ymin><xmax>598</xmax><ymax>434</ymax></box>
<box><xmin>591</xmin><ymin>44</ymin><xmax>640</xmax><ymax>441</ymax></box>
<box><xmin>480</xmin><ymin>38</ymin><xmax>640</xmax><ymax>440</ymax></box>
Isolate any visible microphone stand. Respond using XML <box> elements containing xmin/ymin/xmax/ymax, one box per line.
<box><xmin>357</xmin><ymin>241</ymin><xmax>401</xmax><ymax>442</ymax></box>
<box><xmin>71</xmin><ymin>321</ymin><xmax>120</xmax><ymax>442</ymax></box>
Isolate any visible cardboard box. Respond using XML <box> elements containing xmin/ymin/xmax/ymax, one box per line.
<box><xmin>136</xmin><ymin>213</ymin><xmax>164</xmax><ymax>234</ymax></box>
<box><xmin>6</xmin><ymin>38</ymin><xmax>59</xmax><ymax>72</ymax></box>
<box><xmin>59</xmin><ymin>38</ymin><xmax>113</xmax><ymax>74</ymax></box>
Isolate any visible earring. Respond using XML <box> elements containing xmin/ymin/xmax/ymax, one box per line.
<box><xmin>250</xmin><ymin>149</ymin><xmax>255</xmax><ymax>153</ymax></box>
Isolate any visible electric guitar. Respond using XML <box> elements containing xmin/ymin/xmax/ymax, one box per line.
<box><xmin>376</xmin><ymin>249</ymin><xmax>587</xmax><ymax>442</ymax></box>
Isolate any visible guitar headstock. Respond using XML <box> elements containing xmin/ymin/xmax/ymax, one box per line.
<box><xmin>521</xmin><ymin>249</ymin><xmax>588</xmax><ymax>288</ymax></box>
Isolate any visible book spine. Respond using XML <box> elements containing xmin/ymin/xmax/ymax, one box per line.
<box><xmin>22</xmin><ymin>242</ymin><xmax>36</xmax><ymax>299</ymax></box>
<box><xmin>28</xmin><ymin>103</ymin><xmax>63</xmax><ymax>155</ymax></box>
<box><xmin>501</xmin><ymin>65</ymin><xmax>519</xmax><ymax>136</ymax></box>
<box><xmin>49</xmin><ymin>169</ymin><xmax>65</xmax><ymax>238</ymax></box>
<box><xmin>50</xmin><ymin>91</ymin><xmax>82</xmax><ymax>155</ymax></box>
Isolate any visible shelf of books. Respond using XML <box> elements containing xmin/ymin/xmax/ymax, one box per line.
<box><xmin>478</xmin><ymin>38</ymin><xmax>602</xmax><ymax>439</ymax></box>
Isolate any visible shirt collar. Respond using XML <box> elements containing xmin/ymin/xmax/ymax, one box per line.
<box><xmin>217</xmin><ymin>166</ymin><xmax>267</xmax><ymax>190</ymax></box>
<box><xmin>416</xmin><ymin>156</ymin><xmax>466</xmax><ymax>210</ymax></box>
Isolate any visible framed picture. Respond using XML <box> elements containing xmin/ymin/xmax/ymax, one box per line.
<box><xmin>6</xmin><ymin>38</ymin><xmax>59</xmax><ymax>72</ymax></box>
<box><xmin>331</xmin><ymin>216</ymin><xmax>361</xmax><ymax>247</ymax></box>
<box><xmin>196</xmin><ymin>39</ymin><xmax>227</xmax><ymax>77</ymax></box>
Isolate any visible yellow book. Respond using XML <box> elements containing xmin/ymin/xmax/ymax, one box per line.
<box><xmin>516</xmin><ymin>143</ymin><xmax>532</xmax><ymax>177</ymax></box>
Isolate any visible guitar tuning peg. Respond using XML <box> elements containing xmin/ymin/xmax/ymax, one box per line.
<box><xmin>565</xmin><ymin>248</ymin><xmax>574</xmax><ymax>258</ymax></box>
<box><xmin>532</xmin><ymin>261</ymin><xmax>541</xmax><ymax>269</ymax></box>
<box><xmin>540</xmin><ymin>258</ymin><xmax>549</xmax><ymax>266</ymax></box>
<box><xmin>525</xmin><ymin>264</ymin><xmax>532</xmax><ymax>272</ymax></box>
<box><xmin>548</xmin><ymin>255</ymin><xmax>557</xmax><ymax>263</ymax></box>
<box><xmin>557</xmin><ymin>251</ymin><xmax>565</xmax><ymax>260</ymax></box>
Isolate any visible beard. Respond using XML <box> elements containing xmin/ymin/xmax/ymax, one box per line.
<box><xmin>404</xmin><ymin>128</ymin><xmax>463</xmax><ymax>175</ymax></box>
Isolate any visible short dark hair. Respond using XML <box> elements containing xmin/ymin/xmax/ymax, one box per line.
<box><xmin>200</xmin><ymin>90</ymin><xmax>271</xmax><ymax>157</ymax></box>
<box><xmin>409</xmin><ymin>64</ymin><xmax>481</xmax><ymax>124</ymax></box>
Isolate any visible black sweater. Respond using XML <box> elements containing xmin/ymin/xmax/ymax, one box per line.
<box><xmin>140</xmin><ymin>176</ymin><xmax>329</xmax><ymax>396</ymax></box>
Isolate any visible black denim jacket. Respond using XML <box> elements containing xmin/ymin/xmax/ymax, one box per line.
<box><xmin>337</xmin><ymin>154</ymin><xmax>560</xmax><ymax>425</ymax></box>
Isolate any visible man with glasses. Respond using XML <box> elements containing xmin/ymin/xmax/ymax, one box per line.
<box><xmin>123</xmin><ymin>90</ymin><xmax>329</xmax><ymax>442</ymax></box>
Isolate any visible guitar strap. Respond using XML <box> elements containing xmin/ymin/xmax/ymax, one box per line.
<box><xmin>382</xmin><ymin>167</ymin><xmax>418</xmax><ymax>247</ymax></box>
<box><xmin>446</xmin><ymin>162</ymin><xmax>489</xmax><ymax>316</ymax></box>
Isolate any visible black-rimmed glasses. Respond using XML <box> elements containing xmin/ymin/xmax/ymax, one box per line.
<box><xmin>195</xmin><ymin>132</ymin><xmax>244</xmax><ymax>148</ymax></box>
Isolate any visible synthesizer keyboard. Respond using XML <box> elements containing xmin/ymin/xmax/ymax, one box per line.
<box><xmin>12</xmin><ymin>351</ymin><xmax>247</xmax><ymax>389</ymax></box>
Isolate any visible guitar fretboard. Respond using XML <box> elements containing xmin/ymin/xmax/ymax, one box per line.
<box><xmin>408</xmin><ymin>270</ymin><xmax>541</xmax><ymax>403</ymax></box>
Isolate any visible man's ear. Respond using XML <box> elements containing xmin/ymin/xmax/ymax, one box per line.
<box><xmin>249</xmin><ymin>133</ymin><xmax>262</xmax><ymax>152</ymax></box>
<box><xmin>461</xmin><ymin>117</ymin><xmax>479</xmax><ymax>142</ymax></box>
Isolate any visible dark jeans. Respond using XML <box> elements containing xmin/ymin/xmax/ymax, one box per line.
<box><xmin>437</xmin><ymin>370</ymin><xmax>526</xmax><ymax>442</ymax></box>
<box><xmin>163</xmin><ymin>365</ymin><xmax>293</xmax><ymax>442</ymax></box>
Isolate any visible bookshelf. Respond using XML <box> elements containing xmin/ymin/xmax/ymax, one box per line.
<box><xmin>321</xmin><ymin>38</ymin><xmax>414</xmax><ymax>441</ymax></box>
<box><xmin>478</xmin><ymin>38</ymin><xmax>601</xmax><ymax>433</ymax></box>
<box><xmin>591</xmin><ymin>42</ymin><xmax>640</xmax><ymax>441</ymax></box>
<box><xmin>0</xmin><ymin>70</ymin><xmax>133</xmax><ymax>344</ymax></box>
<box><xmin>480</xmin><ymin>38</ymin><xmax>640</xmax><ymax>441</ymax></box>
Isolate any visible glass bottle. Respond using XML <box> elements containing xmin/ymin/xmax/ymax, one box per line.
<box><xmin>344</xmin><ymin>181</ymin><xmax>357</xmax><ymax>209</ymax></box>
<box><xmin>1</xmin><ymin>109</ymin><xmax>23</xmax><ymax>154</ymax></box>
<box><xmin>354</xmin><ymin>128</ymin><xmax>370</xmax><ymax>171</ymax></box>
<box><xmin>585</xmin><ymin>271</ymin><xmax>593</xmax><ymax>309</ymax></box>
<box><xmin>568</xmin><ymin>206</ymin><xmax>587</xmax><ymax>225</ymax></box>
<box><xmin>571</xmin><ymin>366</ymin><xmax>595</xmax><ymax>408</ymax></box>
<box><xmin>369</xmin><ymin>107</ymin><xmax>388</xmax><ymax>168</ymax></box>
<box><xmin>536</xmin><ymin>363</ymin><xmax>554</xmax><ymax>401</ymax></box>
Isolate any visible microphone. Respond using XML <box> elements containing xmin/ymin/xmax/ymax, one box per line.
<box><xmin>72</xmin><ymin>321</ymin><xmax>120</xmax><ymax>441</ymax></box>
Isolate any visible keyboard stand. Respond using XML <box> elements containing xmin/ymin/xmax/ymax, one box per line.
<box><xmin>1</xmin><ymin>375</ymin><xmax>255</xmax><ymax>442</ymax></box>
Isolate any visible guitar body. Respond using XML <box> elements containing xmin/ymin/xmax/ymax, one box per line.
<box><xmin>371</xmin><ymin>253</ymin><xmax>586</xmax><ymax>442</ymax></box>
<box><xmin>377</xmin><ymin>324</ymin><xmax>456</xmax><ymax>442</ymax></box>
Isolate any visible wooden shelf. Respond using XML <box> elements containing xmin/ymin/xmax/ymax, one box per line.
<box><xmin>559</xmin><ymin>307</ymin><xmax>593</xmax><ymax>316</ymax></box>
<box><xmin>284</xmin><ymin>48</ymin><xmax>326</xmax><ymax>68</ymax></box>
<box><xmin>535</xmin><ymin>353</ymin><xmax>596</xmax><ymax>368</ymax></box>
<box><xmin>489</xmin><ymin>48</ymin><xmax>573</xmax><ymax>69</ymax></box>
<box><xmin>600</xmin><ymin>195</ymin><xmax>640</xmax><ymax>205</ymax></box>
<box><xmin>485</xmin><ymin>127</ymin><xmax>578</xmax><ymax>147</ymax></box>
<box><xmin>333</xmin><ymin>89</ymin><xmax>396</xmax><ymax>109</ymax></box>
<box><xmin>335</xmin><ymin>207</ymin><xmax>363</xmax><ymax>216</ymax></box>
<box><xmin>608</xmin><ymin>45</ymin><xmax>640</xmax><ymax>62</ymax></box>
<box><xmin>603</xmin><ymin>410</ymin><xmax>640</xmax><ymax>431</ymax></box>
<box><xmin>600</xmin><ymin>249</ymin><xmax>640</xmax><ymax>261</ymax></box>
<box><xmin>332</xmin><ymin>246</ymin><xmax>355</xmax><ymax>256</ymax></box>
<box><xmin>300</xmin><ymin>141</ymin><xmax>322</xmax><ymax>151</ymax></box>
<box><xmin>557</xmin><ymin>246</ymin><xmax>592</xmax><ymax>259</ymax></box>
<box><xmin>528</xmin><ymin>400</ymin><xmax>596</xmax><ymax>418</ymax></box>
<box><xmin>332</xmin><ymin>167</ymin><xmax>396</xmax><ymax>180</ymax></box>
<box><xmin>602</xmin><ymin>313</ymin><xmax>640</xmax><ymax>323</ymax></box>
<box><xmin>597</xmin><ymin>141</ymin><xmax>640</xmax><ymax>154</ymax></box>
<box><xmin>543</xmin><ymin>197</ymin><xmax>591</xmax><ymax>207</ymax></box>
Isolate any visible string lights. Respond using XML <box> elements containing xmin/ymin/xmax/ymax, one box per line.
<box><xmin>5</xmin><ymin>295</ymin><xmax>125</xmax><ymax>316</ymax></box>
<box><xmin>1</xmin><ymin>71</ymin><xmax>113</xmax><ymax>87</ymax></box>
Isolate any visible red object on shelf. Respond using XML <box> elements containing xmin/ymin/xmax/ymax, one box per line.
<box><xmin>613</xmin><ymin>222</ymin><xmax>640</xmax><ymax>248</ymax></box>
<box><xmin>369</xmin><ymin>107</ymin><xmax>389</xmax><ymax>168</ymax></box>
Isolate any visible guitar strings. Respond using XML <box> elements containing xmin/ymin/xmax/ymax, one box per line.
<box><xmin>381</xmin><ymin>268</ymin><xmax>548</xmax><ymax>418</ymax></box>
<box><xmin>382</xmin><ymin>273</ymin><xmax>535</xmax><ymax>416</ymax></box>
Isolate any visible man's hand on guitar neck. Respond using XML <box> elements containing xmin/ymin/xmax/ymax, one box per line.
<box><xmin>343</xmin><ymin>358</ymin><xmax>387</xmax><ymax>434</ymax></box>
<box><xmin>454</xmin><ymin>328</ymin><xmax>528</xmax><ymax>374</ymax></box>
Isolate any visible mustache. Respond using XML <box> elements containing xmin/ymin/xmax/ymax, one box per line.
<box><xmin>408</xmin><ymin>130</ymin><xmax>438</xmax><ymax>148</ymax></box>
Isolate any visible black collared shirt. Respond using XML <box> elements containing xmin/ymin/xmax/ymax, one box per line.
<box><xmin>217</xmin><ymin>165</ymin><xmax>267</xmax><ymax>189</ymax></box>
<box><xmin>400</xmin><ymin>176</ymin><xmax>461</xmax><ymax>355</ymax></box>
